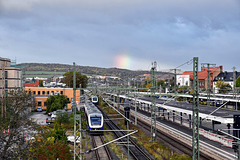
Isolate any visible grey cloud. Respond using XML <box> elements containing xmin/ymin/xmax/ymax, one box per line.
<box><xmin>0</xmin><ymin>0</ymin><xmax>240</xmax><ymax>70</ymax></box>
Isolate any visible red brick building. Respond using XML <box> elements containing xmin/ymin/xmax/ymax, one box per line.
<box><xmin>182</xmin><ymin>66</ymin><xmax>223</xmax><ymax>89</ymax></box>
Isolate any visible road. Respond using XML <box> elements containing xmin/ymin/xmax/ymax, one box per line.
<box><xmin>29</xmin><ymin>111</ymin><xmax>49</xmax><ymax>125</ymax></box>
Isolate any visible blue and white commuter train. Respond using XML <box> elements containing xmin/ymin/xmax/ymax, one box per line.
<box><xmin>84</xmin><ymin>101</ymin><xmax>103</xmax><ymax>135</ymax></box>
<box><xmin>91</xmin><ymin>95</ymin><xmax>98</xmax><ymax>104</ymax></box>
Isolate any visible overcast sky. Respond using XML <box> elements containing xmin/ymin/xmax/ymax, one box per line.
<box><xmin>0</xmin><ymin>0</ymin><xmax>240</xmax><ymax>71</ymax></box>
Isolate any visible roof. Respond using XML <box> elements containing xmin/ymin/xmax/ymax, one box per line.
<box><xmin>214</xmin><ymin>71</ymin><xmax>240</xmax><ymax>82</ymax></box>
<box><xmin>24</xmin><ymin>81</ymin><xmax>39</xmax><ymax>87</ymax></box>
<box><xmin>182</xmin><ymin>66</ymin><xmax>222</xmax><ymax>80</ymax></box>
<box><xmin>85</xmin><ymin>102</ymin><xmax>102</xmax><ymax>115</ymax></box>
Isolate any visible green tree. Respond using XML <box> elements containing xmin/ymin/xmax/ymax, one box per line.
<box><xmin>62</xmin><ymin>71</ymin><xmax>88</xmax><ymax>88</ymax></box>
<box><xmin>236</xmin><ymin>76</ymin><xmax>240</xmax><ymax>88</ymax></box>
<box><xmin>39</xmin><ymin>80</ymin><xmax>44</xmax><ymax>87</ymax></box>
<box><xmin>56</xmin><ymin>112</ymin><xmax>70</xmax><ymax>125</ymax></box>
<box><xmin>46</xmin><ymin>123</ymin><xmax>68</xmax><ymax>143</ymax></box>
<box><xmin>157</xmin><ymin>79</ymin><xmax>167</xmax><ymax>91</ymax></box>
<box><xmin>216</xmin><ymin>80</ymin><xmax>232</xmax><ymax>93</ymax></box>
<box><xmin>46</xmin><ymin>94</ymin><xmax>69</xmax><ymax>113</ymax></box>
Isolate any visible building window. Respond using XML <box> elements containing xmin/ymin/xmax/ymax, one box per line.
<box><xmin>38</xmin><ymin>91</ymin><xmax>40</xmax><ymax>95</ymax></box>
<box><xmin>38</xmin><ymin>102</ymin><xmax>41</xmax><ymax>106</ymax></box>
<box><xmin>51</xmin><ymin>91</ymin><xmax>54</xmax><ymax>95</ymax></box>
<box><xmin>61</xmin><ymin>91</ymin><xmax>63</xmax><ymax>94</ymax></box>
<box><xmin>47</xmin><ymin>91</ymin><xmax>49</xmax><ymax>95</ymax></box>
<box><xmin>42</xmin><ymin>91</ymin><xmax>45</xmax><ymax>95</ymax></box>
<box><xmin>29</xmin><ymin>91</ymin><xmax>31</xmax><ymax>94</ymax></box>
<box><xmin>5</xmin><ymin>80</ymin><xmax>8</xmax><ymax>88</ymax></box>
<box><xmin>5</xmin><ymin>71</ymin><xmax>8</xmax><ymax>79</ymax></box>
<box><xmin>5</xmin><ymin>90</ymin><xmax>8</xmax><ymax>97</ymax></box>
<box><xmin>44</xmin><ymin>102</ymin><xmax>47</xmax><ymax>106</ymax></box>
<box><xmin>33</xmin><ymin>91</ymin><xmax>36</xmax><ymax>95</ymax></box>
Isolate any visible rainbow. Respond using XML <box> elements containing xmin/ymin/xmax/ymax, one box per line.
<box><xmin>114</xmin><ymin>54</ymin><xmax>131</xmax><ymax>69</ymax></box>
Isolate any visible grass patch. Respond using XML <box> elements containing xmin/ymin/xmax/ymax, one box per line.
<box><xmin>103</xmin><ymin>126</ymin><xmax>127</xmax><ymax>160</ymax></box>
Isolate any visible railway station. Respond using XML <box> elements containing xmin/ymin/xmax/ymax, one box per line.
<box><xmin>105</xmin><ymin>92</ymin><xmax>237</xmax><ymax>159</ymax></box>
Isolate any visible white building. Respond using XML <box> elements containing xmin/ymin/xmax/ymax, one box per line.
<box><xmin>177</xmin><ymin>75</ymin><xmax>190</xmax><ymax>86</ymax></box>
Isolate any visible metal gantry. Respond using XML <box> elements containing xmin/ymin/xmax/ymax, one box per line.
<box><xmin>192</xmin><ymin>57</ymin><xmax>199</xmax><ymax>160</ymax></box>
<box><xmin>150</xmin><ymin>61</ymin><xmax>157</xmax><ymax>141</ymax></box>
<box><xmin>201</xmin><ymin>63</ymin><xmax>215</xmax><ymax>107</ymax></box>
<box><xmin>73</xmin><ymin>62</ymin><xmax>82</xmax><ymax>160</ymax></box>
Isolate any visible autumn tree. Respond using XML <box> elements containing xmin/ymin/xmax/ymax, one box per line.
<box><xmin>31</xmin><ymin>141</ymin><xmax>72</xmax><ymax>160</ymax></box>
<box><xmin>178</xmin><ymin>86</ymin><xmax>190</xmax><ymax>94</ymax></box>
<box><xmin>215</xmin><ymin>80</ymin><xmax>232</xmax><ymax>93</ymax></box>
<box><xmin>62</xmin><ymin>71</ymin><xmax>88</xmax><ymax>88</ymax></box>
<box><xmin>30</xmin><ymin>123</ymin><xmax>71</xmax><ymax>160</ymax></box>
<box><xmin>0</xmin><ymin>90</ymin><xmax>39</xmax><ymax>159</ymax></box>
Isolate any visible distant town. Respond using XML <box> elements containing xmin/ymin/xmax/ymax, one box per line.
<box><xmin>1</xmin><ymin>56</ymin><xmax>240</xmax><ymax>160</ymax></box>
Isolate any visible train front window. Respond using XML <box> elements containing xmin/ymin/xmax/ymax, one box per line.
<box><xmin>90</xmin><ymin>116</ymin><xmax>101</xmax><ymax>125</ymax></box>
<box><xmin>93</xmin><ymin>98</ymin><xmax>97</xmax><ymax>101</ymax></box>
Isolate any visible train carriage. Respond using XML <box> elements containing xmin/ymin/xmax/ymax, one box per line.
<box><xmin>84</xmin><ymin>102</ymin><xmax>103</xmax><ymax>135</ymax></box>
<box><xmin>91</xmin><ymin>95</ymin><xmax>98</xmax><ymax>104</ymax></box>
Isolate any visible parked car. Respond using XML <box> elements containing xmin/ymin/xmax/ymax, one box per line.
<box><xmin>46</xmin><ymin>117</ymin><xmax>55</xmax><ymax>123</ymax></box>
<box><xmin>51</xmin><ymin>111</ymin><xmax>57</xmax><ymax>118</ymax></box>
<box><xmin>37</xmin><ymin>107</ymin><xmax>42</xmax><ymax>112</ymax></box>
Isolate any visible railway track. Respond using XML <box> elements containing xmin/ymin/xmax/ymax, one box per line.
<box><xmin>133</xmin><ymin>107</ymin><xmax>237</xmax><ymax>160</ymax></box>
<box><xmin>104</xmin><ymin>98</ymin><xmax>237</xmax><ymax>160</ymax></box>
<box><xmin>92</xmin><ymin>135</ymin><xmax>112</xmax><ymax>160</ymax></box>
<box><xmin>134</xmin><ymin>115</ymin><xmax>211</xmax><ymax>159</ymax></box>
<box><xmin>97</xmin><ymin>105</ymin><xmax>154</xmax><ymax>160</ymax></box>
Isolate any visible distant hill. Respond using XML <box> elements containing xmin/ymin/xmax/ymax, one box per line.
<box><xmin>17</xmin><ymin>63</ymin><xmax>172</xmax><ymax>79</ymax></box>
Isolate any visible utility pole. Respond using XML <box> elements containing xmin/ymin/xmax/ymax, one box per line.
<box><xmin>79</xmin><ymin>84</ymin><xmax>82</xmax><ymax>160</ymax></box>
<box><xmin>201</xmin><ymin>63</ymin><xmax>215</xmax><ymax>107</ymax></box>
<box><xmin>192</xmin><ymin>57</ymin><xmax>200</xmax><ymax>160</ymax></box>
<box><xmin>233</xmin><ymin>67</ymin><xmax>236</xmax><ymax>95</ymax></box>
<box><xmin>169</xmin><ymin>69</ymin><xmax>180</xmax><ymax>94</ymax></box>
<box><xmin>73</xmin><ymin>62</ymin><xmax>77</xmax><ymax>160</ymax></box>
<box><xmin>233</xmin><ymin>66</ymin><xmax>237</xmax><ymax>110</ymax></box>
<box><xmin>168</xmin><ymin>74</ymin><xmax>170</xmax><ymax>93</ymax></box>
<box><xmin>150</xmin><ymin>61</ymin><xmax>157</xmax><ymax>141</ymax></box>
<box><xmin>207</xmin><ymin>64</ymin><xmax>211</xmax><ymax>107</ymax></box>
<box><xmin>173</xmin><ymin>69</ymin><xmax>177</xmax><ymax>94</ymax></box>
<box><xmin>134</xmin><ymin>93</ymin><xmax>137</xmax><ymax>125</ymax></box>
<box><xmin>73</xmin><ymin>64</ymin><xmax>83</xmax><ymax>160</ymax></box>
